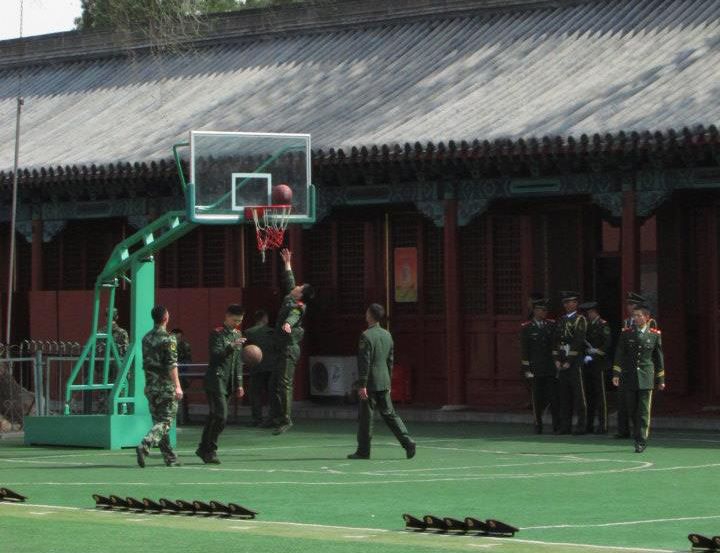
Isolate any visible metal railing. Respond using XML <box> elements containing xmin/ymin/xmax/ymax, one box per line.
<box><xmin>0</xmin><ymin>341</ymin><xmax>83</xmax><ymax>431</ymax></box>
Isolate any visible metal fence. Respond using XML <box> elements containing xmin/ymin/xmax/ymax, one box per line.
<box><xmin>0</xmin><ymin>346</ymin><xmax>217</xmax><ymax>432</ymax></box>
<box><xmin>0</xmin><ymin>341</ymin><xmax>81</xmax><ymax>432</ymax></box>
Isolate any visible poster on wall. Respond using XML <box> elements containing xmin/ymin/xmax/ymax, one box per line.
<box><xmin>394</xmin><ymin>247</ymin><xmax>418</xmax><ymax>303</ymax></box>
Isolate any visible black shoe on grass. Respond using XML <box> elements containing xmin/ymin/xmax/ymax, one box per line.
<box><xmin>136</xmin><ymin>445</ymin><xmax>148</xmax><ymax>468</ymax></box>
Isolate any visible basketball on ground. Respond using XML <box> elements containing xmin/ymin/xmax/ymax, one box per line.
<box><xmin>272</xmin><ymin>183</ymin><xmax>293</xmax><ymax>205</ymax></box>
<box><xmin>242</xmin><ymin>344</ymin><xmax>263</xmax><ymax>366</ymax></box>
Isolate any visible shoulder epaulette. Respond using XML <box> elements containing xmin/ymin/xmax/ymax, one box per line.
<box><xmin>546</xmin><ymin>318</ymin><xmax>556</xmax><ymax>323</ymax></box>
<box><xmin>622</xmin><ymin>327</ymin><xmax>633</xmax><ymax>333</ymax></box>
<box><xmin>650</xmin><ymin>328</ymin><xmax>661</xmax><ymax>334</ymax></box>
<box><xmin>214</xmin><ymin>326</ymin><xmax>224</xmax><ymax>332</ymax></box>
<box><xmin>600</xmin><ymin>319</ymin><xmax>607</xmax><ymax>324</ymax></box>
<box><xmin>521</xmin><ymin>321</ymin><xmax>531</xmax><ymax>327</ymax></box>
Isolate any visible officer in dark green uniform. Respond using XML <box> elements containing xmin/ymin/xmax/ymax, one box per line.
<box><xmin>520</xmin><ymin>298</ymin><xmax>557</xmax><ymax>434</ymax></box>
<box><xmin>196</xmin><ymin>304</ymin><xmax>245</xmax><ymax>464</ymax></box>
<box><xmin>552</xmin><ymin>291</ymin><xmax>588</xmax><ymax>434</ymax></box>
<box><xmin>244</xmin><ymin>310</ymin><xmax>278</xmax><ymax>426</ymax></box>
<box><xmin>579</xmin><ymin>301</ymin><xmax>612</xmax><ymax>434</ymax></box>
<box><xmin>348</xmin><ymin>303</ymin><xmax>416</xmax><ymax>460</ymax></box>
<box><xmin>616</xmin><ymin>292</ymin><xmax>658</xmax><ymax>438</ymax></box>
<box><xmin>612</xmin><ymin>305</ymin><xmax>665</xmax><ymax>453</ymax></box>
<box><xmin>171</xmin><ymin>328</ymin><xmax>192</xmax><ymax>424</ymax></box>
<box><xmin>136</xmin><ymin>305</ymin><xmax>183</xmax><ymax>468</ymax></box>
<box><xmin>269</xmin><ymin>248</ymin><xmax>314</xmax><ymax>436</ymax></box>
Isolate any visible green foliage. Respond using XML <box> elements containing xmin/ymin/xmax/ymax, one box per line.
<box><xmin>76</xmin><ymin>0</ymin><xmax>302</xmax><ymax>30</ymax></box>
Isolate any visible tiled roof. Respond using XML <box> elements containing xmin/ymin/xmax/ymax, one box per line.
<box><xmin>0</xmin><ymin>0</ymin><xmax>718</xmax><ymax>174</ymax></box>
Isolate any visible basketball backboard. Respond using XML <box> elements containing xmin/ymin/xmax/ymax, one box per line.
<box><xmin>186</xmin><ymin>131</ymin><xmax>315</xmax><ymax>224</ymax></box>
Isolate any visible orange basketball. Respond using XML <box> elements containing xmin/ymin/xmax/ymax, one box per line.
<box><xmin>272</xmin><ymin>184</ymin><xmax>293</xmax><ymax>205</ymax></box>
<box><xmin>242</xmin><ymin>344</ymin><xmax>263</xmax><ymax>366</ymax></box>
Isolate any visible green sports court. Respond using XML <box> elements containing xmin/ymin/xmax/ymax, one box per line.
<box><xmin>2</xmin><ymin>419</ymin><xmax>718</xmax><ymax>553</ymax></box>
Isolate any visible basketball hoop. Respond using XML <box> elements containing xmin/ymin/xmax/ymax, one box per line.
<box><xmin>245</xmin><ymin>205</ymin><xmax>291</xmax><ymax>262</ymax></box>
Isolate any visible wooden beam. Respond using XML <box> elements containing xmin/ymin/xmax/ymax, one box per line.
<box><xmin>31</xmin><ymin>219</ymin><xmax>43</xmax><ymax>291</ymax></box>
<box><xmin>444</xmin><ymin>199</ymin><xmax>464</xmax><ymax>406</ymax></box>
<box><xmin>620</xmin><ymin>190</ymin><xmax>640</xmax><ymax>312</ymax></box>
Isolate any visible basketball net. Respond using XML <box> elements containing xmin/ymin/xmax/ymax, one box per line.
<box><xmin>246</xmin><ymin>205</ymin><xmax>291</xmax><ymax>262</ymax></box>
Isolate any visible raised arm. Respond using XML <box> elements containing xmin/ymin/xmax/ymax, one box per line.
<box><xmin>280</xmin><ymin>248</ymin><xmax>296</xmax><ymax>295</ymax></box>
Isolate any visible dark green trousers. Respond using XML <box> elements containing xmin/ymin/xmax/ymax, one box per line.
<box><xmin>583</xmin><ymin>365</ymin><xmax>608</xmax><ymax>433</ymax></box>
<box><xmin>199</xmin><ymin>390</ymin><xmax>230</xmax><ymax>454</ymax></box>
<box><xmin>270</xmin><ymin>346</ymin><xmax>299</xmax><ymax>426</ymax></box>
<box><xmin>529</xmin><ymin>375</ymin><xmax>558</xmax><ymax>431</ymax></box>
<box><xmin>356</xmin><ymin>390</ymin><xmax>412</xmax><ymax>456</ymax></box>
<box><xmin>249</xmin><ymin>371</ymin><xmax>272</xmax><ymax>423</ymax></box>
<box><xmin>556</xmin><ymin>363</ymin><xmax>587</xmax><ymax>433</ymax></box>
<box><xmin>616</xmin><ymin>384</ymin><xmax>630</xmax><ymax>435</ymax></box>
<box><xmin>624</xmin><ymin>389</ymin><xmax>653</xmax><ymax>444</ymax></box>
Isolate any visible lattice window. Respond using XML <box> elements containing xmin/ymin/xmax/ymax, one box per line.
<box><xmin>61</xmin><ymin>222</ymin><xmax>86</xmax><ymax>290</ymax></box>
<box><xmin>460</xmin><ymin>215</ymin><xmax>488</xmax><ymax>313</ymax></box>
<box><xmin>337</xmin><ymin>221</ymin><xmax>365</xmax><ymax>314</ymax></box>
<box><xmin>158</xmin><ymin>242</ymin><xmax>178</xmax><ymax>288</ymax></box>
<box><xmin>492</xmin><ymin>216</ymin><xmax>522</xmax><ymax>315</ymax></box>
<box><xmin>423</xmin><ymin>221</ymin><xmax>444</xmax><ymax>314</ymax></box>
<box><xmin>202</xmin><ymin>226</ymin><xmax>226</xmax><ymax>288</ymax></box>
<box><xmin>176</xmin><ymin>231</ymin><xmax>200</xmax><ymax>288</ymax></box>
<box><xmin>42</xmin><ymin>234</ymin><xmax>60</xmax><ymax>290</ymax></box>
<box><xmin>84</xmin><ymin>220</ymin><xmax>120</xmax><ymax>289</ymax></box>
<box><xmin>305</xmin><ymin>222</ymin><xmax>333</xmax><ymax>288</ymax></box>
<box><xmin>548</xmin><ymin>210</ymin><xmax>580</xmax><ymax>294</ymax></box>
<box><xmin>531</xmin><ymin>214</ymin><xmax>549</xmax><ymax>298</ymax></box>
<box><xmin>13</xmin><ymin>231</ymin><xmax>31</xmax><ymax>291</ymax></box>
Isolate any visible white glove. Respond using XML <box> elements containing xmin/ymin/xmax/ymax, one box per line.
<box><xmin>583</xmin><ymin>355</ymin><xmax>593</xmax><ymax>364</ymax></box>
<box><xmin>524</xmin><ymin>371</ymin><xmax>534</xmax><ymax>379</ymax></box>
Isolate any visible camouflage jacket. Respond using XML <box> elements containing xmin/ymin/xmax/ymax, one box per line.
<box><xmin>276</xmin><ymin>270</ymin><xmax>306</xmax><ymax>350</ymax></box>
<box><xmin>112</xmin><ymin>322</ymin><xmax>129</xmax><ymax>356</ymax></box>
<box><xmin>177</xmin><ymin>340</ymin><xmax>192</xmax><ymax>364</ymax></box>
<box><xmin>141</xmin><ymin>325</ymin><xmax>178</xmax><ymax>391</ymax></box>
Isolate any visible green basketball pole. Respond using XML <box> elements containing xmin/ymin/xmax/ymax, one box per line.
<box><xmin>24</xmin><ymin>208</ymin><xmax>196</xmax><ymax>448</ymax></box>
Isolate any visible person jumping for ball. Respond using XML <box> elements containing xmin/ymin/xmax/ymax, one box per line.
<box><xmin>267</xmin><ymin>248</ymin><xmax>314</xmax><ymax>435</ymax></box>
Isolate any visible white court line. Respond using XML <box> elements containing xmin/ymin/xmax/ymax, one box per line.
<box><xmin>0</xmin><ymin>502</ymin><xmax>681</xmax><ymax>552</ymax></box>
<box><xmin>524</xmin><ymin>514</ymin><xmax>720</xmax><ymax>530</ymax></box>
<box><xmin>484</xmin><ymin>536</ymin><xmax>676</xmax><ymax>553</ymax></box>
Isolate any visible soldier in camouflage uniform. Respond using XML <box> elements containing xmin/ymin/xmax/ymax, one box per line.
<box><xmin>579</xmin><ymin>301</ymin><xmax>612</xmax><ymax>434</ymax></box>
<box><xmin>552</xmin><ymin>291</ymin><xmax>588</xmax><ymax>435</ymax></box>
<box><xmin>109</xmin><ymin>308</ymin><xmax>129</xmax><ymax>357</ymax></box>
<box><xmin>268</xmin><ymin>248</ymin><xmax>314</xmax><ymax>436</ymax></box>
<box><xmin>136</xmin><ymin>306</ymin><xmax>183</xmax><ymax>468</ymax></box>
<box><xmin>171</xmin><ymin>328</ymin><xmax>192</xmax><ymax>424</ymax></box>
<box><xmin>196</xmin><ymin>304</ymin><xmax>246</xmax><ymax>464</ymax></box>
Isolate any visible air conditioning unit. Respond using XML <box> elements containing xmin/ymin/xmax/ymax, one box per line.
<box><xmin>309</xmin><ymin>356</ymin><xmax>358</xmax><ymax>397</ymax></box>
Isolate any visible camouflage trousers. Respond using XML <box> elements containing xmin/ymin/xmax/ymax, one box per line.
<box><xmin>140</xmin><ymin>387</ymin><xmax>178</xmax><ymax>457</ymax></box>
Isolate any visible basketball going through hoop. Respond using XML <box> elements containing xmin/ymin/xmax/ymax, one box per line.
<box><xmin>272</xmin><ymin>184</ymin><xmax>293</xmax><ymax>205</ymax></box>
<box><xmin>245</xmin><ymin>205</ymin><xmax>291</xmax><ymax>263</ymax></box>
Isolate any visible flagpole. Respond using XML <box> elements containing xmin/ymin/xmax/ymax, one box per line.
<box><xmin>4</xmin><ymin>0</ymin><xmax>24</xmax><ymax>347</ymax></box>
